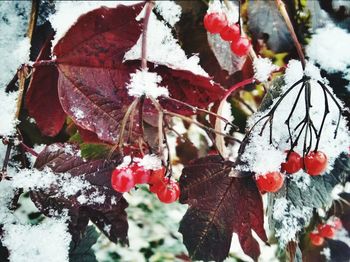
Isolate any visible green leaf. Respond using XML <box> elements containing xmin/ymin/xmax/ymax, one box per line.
<box><xmin>80</xmin><ymin>143</ymin><xmax>113</xmax><ymax>160</ymax></box>
<box><xmin>69</xmin><ymin>226</ymin><xmax>100</xmax><ymax>262</ymax></box>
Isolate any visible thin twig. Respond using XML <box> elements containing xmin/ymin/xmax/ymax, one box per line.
<box><xmin>141</xmin><ymin>1</ymin><xmax>154</xmax><ymax>70</ymax></box>
<box><xmin>275</xmin><ymin>0</ymin><xmax>306</xmax><ymax>69</ymax></box>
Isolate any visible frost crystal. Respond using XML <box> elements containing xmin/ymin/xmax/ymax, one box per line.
<box><xmin>253</xmin><ymin>57</ymin><xmax>278</xmax><ymax>82</ymax></box>
<box><xmin>127</xmin><ymin>70</ymin><xmax>169</xmax><ymax>99</ymax></box>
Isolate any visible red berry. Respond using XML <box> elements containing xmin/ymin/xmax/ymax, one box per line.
<box><xmin>281</xmin><ymin>151</ymin><xmax>302</xmax><ymax>174</ymax></box>
<box><xmin>149</xmin><ymin>167</ymin><xmax>166</xmax><ymax>185</ymax></box>
<box><xmin>220</xmin><ymin>24</ymin><xmax>240</xmax><ymax>41</ymax></box>
<box><xmin>318</xmin><ymin>224</ymin><xmax>335</xmax><ymax>239</ymax></box>
<box><xmin>149</xmin><ymin>177</ymin><xmax>168</xmax><ymax>193</ymax></box>
<box><xmin>304</xmin><ymin>151</ymin><xmax>328</xmax><ymax>176</ymax></box>
<box><xmin>130</xmin><ymin>163</ymin><xmax>150</xmax><ymax>184</ymax></box>
<box><xmin>111</xmin><ymin>168</ymin><xmax>135</xmax><ymax>193</ymax></box>
<box><xmin>203</xmin><ymin>12</ymin><xmax>228</xmax><ymax>34</ymax></box>
<box><xmin>255</xmin><ymin>172</ymin><xmax>284</xmax><ymax>193</ymax></box>
<box><xmin>309</xmin><ymin>232</ymin><xmax>324</xmax><ymax>246</ymax></box>
<box><xmin>157</xmin><ymin>180</ymin><xmax>180</xmax><ymax>204</ymax></box>
<box><xmin>230</xmin><ymin>37</ymin><xmax>250</xmax><ymax>56</ymax></box>
<box><xmin>332</xmin><ymin>217</ymin><xmax>343</xmax><ymax>230</ymax></box>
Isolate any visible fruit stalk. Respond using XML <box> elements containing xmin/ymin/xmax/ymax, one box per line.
<box><xmin>275</xmin><ymin>0</ymin><xmax>306</xmax><ymax>69</ymax></box>
<box><xmin>141</xmin><ymin>1</ymin><xmax>154</xmax><ymax>70</ymax></box>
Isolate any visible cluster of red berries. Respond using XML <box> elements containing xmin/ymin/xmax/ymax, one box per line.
<box><xmin>111</xmin><ymin>163</ymin><xmax>180</xmax><ymax>204</ymax></box>
<box><xmin>255</xmin><ymin>150</ymin><xmax>328</xmax><ymax>193</ymax></box>
<box><xmin>309</xmin><ymin>217</ymin><xmax>342</xmax><ymax>246</ymax></box>
<box><xmin>203</xmin><ymin>12</ymin><xmax>251</xmax><ymax>57</ymax></box>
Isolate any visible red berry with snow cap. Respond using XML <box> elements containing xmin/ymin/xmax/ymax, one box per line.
<box><xmin>281</xmin><ymin>151</ymin><xmax>302</xmax><ymax>174</ymax></box>
<box><xmin>230</xmin><ymin>37</ymin><xmax>251</xmax><ymax>56</ymax></box>
<box><xmin>309</xmin><ymin>232</ymin><xmax>324</xmax><ymax>246</ymax></box>
<box><xmin>156</xmin><ymin>179</ymin><xmax>180</xmax><ymax>204</ymax></box>
<box><xmin>220</xmin><ymin>24</ymin><xmax>240</xmax><ymax>41</ymax></box>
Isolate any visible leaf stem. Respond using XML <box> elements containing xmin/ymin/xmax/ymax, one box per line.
<box><xmin>275</xmin><ymin>0</ymin><xmax>306</xmax><ymax>70</ymax></box>
<box><xmin>141</xmin><ymin>1</ymin><xmax>154</xmax><ymax>70</ymax></box>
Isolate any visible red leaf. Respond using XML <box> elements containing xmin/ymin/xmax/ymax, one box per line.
<box><xmin>30</xmin><ymin>3</ymin><xmax>224</xmax><ymax>143</ymax></box>
<box><xmin>179</xmin><ymin>155</ymin><xmax>267</xmax><ymax>261</ymax></box>
<box><xmin>26</xmin><ymin>34</ymin><xmax>66</xmax><ymax>136</ymax></box>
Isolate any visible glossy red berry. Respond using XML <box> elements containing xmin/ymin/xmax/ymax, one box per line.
<box><xmin>304</xmin><ymin>151</ymin><xmax>328</xmax><ymax>176</ymax></box>
<box><xmin>149</xmin><ymin>167</ymin><xmax>166</xmax><ymax>186</ymax></box>
<box><xmin>281</xmin><ymin>151</ymin><xmax>302</xmax><ymax>174</ymax></box>
<box><xmin>157</xmin><ymin>180</ymin><xmax>180</xmax><ymax>204</ymax></box>
<box><xmin>130</xmin><ymin>163</ymin><xmax>150</xmax><ymax>184</ymax></box>
<box><xmin>230</xmin><ymin>37</ymin><xmax>250</xmax><ymax>56</ymax></box>
<box><xmin>318</xmin><ymin>224</ymin><xmax>335</xmax><ymax>239</ymax></box>
<box><xmin>255</xmin><ymin>172</ymin><xmax>284</xmax><ymax>193</ymax></box>
<box><xmin>149</xmin><ymin>177</ymin><xmax>168</xmax><ymax>194</ymax></box>
<box><xmin>309</xmin><ymin>232</ymin><xmax>324</xmax><ymax>246</ymax></box>
<box><xmin>203</xmin><ymin>12</ymin><xmax>228</xmax><ymax>34</ymax></box>
<box><xmin>111</xmin><ymin>168</ymin><xmax>135</xmax><ymax>193</ymax></box>
<box><xmin>220</xmin><ymin>24</ymin><xmax>240</xmax><ymax>41</ymax></box>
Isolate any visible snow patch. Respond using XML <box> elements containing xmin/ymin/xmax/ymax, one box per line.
<box><xmin>2</xmin><ymin>219</ymin><xmax>71</xmax><ymax>262</ymax></box>
<box><xmin>0</xmin><ymin>89</ymin><xmax>19</xmax><ymax>136</ymax></box>
<box><xmin>253</xmin><ymin>57</ymin><xmax>278</xmax><ymax>82</ymax></box>
<box><xmin>154</xmin><ymin>1</ymin><xmax>181</xmax><ymax>27</ymax></box>
<box><xmin>127</xmin><ymin>70</ymin><xmax>169</xmax><ymax>99</ymax></box>
<box><xmin>124</xmin><ymin>11</ymin><xmax>208</xmax><ymax>76</ymax></box>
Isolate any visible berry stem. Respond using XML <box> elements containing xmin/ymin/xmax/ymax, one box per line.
<box><xmin>20</xmin><ymin>142</ymin><xmax>38</xmax><ymax>157</ymax></box>
<box><xmin>141</xmin><ymin>1</ymin><xmax>154</xmax><ymax>70</ymax></box>
<box><xmin>275</xmin><ymin>0</ymin><xmax>306</xmax><ymax>70</ymax></box>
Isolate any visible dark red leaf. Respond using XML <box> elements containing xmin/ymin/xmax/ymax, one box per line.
<box><xmin>54</xmin><ymin>4</ymin><xmax>144</xmax><ymax>143</ymax></box>
<box><xmin>26</xmin><ymin>34</ymin><xmax>66</xmax><ymax>137</ymax></box>
<box><xmin>30</xmin><ymin>143</ymin><xmax>128</xmax><ymax>244</ymax></box>
<box><xmin>179</xmin><ymin>155</ymin><xmax>267</xmax><ymax>261</ymax></box>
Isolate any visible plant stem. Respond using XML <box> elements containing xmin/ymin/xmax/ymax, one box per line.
<box><xmin>275</xmin><ymin>0</ymin><xmax>306</xmax><ymax>69</ymax></box>
<box><xmin>27</xmin><ymin>0</ymin><xmax>39</xmax><ymax>41</ymax></box>
<box><xmin>141</xmin><ymin>1</ymin><xmax>154</xmax><ymax>70</ymax></box>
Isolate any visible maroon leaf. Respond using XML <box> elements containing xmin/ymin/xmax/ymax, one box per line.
<box><xmin>179</xmin><ymin>155</ymin><xmax>267</xmax><ymax>261</ymax></box>
<box><xmin>26</xmin><ymin>34</ymin><xmax>65</xmax><ymax>137</ymax></box>
<box><xmin>54</xmin><ymin>4</ymin><xmax>144</xmax><ymax>143</ymax></box>
<box><xmin>30</xmin><ymin>143</ymin><xmax>128</xmax><ymax>244</ymax></box>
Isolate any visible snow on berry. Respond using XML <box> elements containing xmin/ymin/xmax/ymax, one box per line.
<box><xmin>126</xmin><ymin>69</ymin><xmax>169</xmax><ymax>99</ymax></box>
<box><xmin>253</xmin><ymin>57</ymin><xmax>279</xmax><ymax>83</ymax></box>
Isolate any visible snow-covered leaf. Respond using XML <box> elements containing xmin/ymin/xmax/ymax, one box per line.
<box><xmin>27</xmin><ymin>143</ymin><xmax>128</xmax><ymax>244</ymax></box>
<box><xmin>179</xmin><ymin>155</ymin><xmax>267</xmax><ymax>261</ymax></box>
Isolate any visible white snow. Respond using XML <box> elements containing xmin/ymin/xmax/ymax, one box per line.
<box><xmin>0</xmin><ymin>1</ymin><xmax>31</xmax><ymax>89</ymax></box>
<box><xmin>273</xmin><ymin>197</ymin><xmax>313</xmax><ymax>246</ymax></box>
<box><xmin>2</xmin><ymin>219</ymin><xmax>71</xmax><ymax>262</ymax></box>
<box><xmin>306</xmin><ymin>24</ymin><xmax>350</xmax><ymax>81</ymax></box>
<box><xmin>238</xmin><ymin>60</ymin><xmax>350</xmax><ymax>175</ymax></box>
<box><xmin>136</xmin><ymin>154</ymin><xmax>162</xmax><ymax>170</ymax></box>
<box><xmin>253</xmin><ymin>57</ymin><xmax>279</xmax><ymax>82</ymax></box>
<box><xmin>154</xmin><ymin>1</ymin><xmax>181</xmax><ymax>27</ymax></box>
<box><xmin>124</xmin><ymin>10</ymin><xmax>208</xmax><ymax>76</ymax></box>
<box><xmin>0</xmin><ymin>89</ymin><xmax>19</xmax><ymax>136</ymax></box>
<box><xmin>127</xmin><ymin>70</ymin><xmax>169</xmax><ymax>99</ymax></box>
